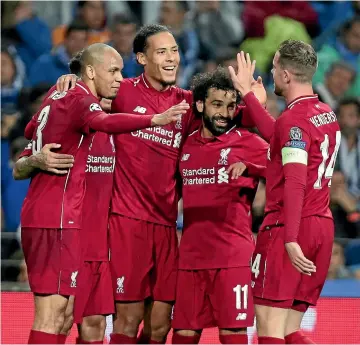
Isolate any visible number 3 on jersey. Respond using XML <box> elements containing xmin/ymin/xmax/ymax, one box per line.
<box><xmin>314</xmin><ymin>131</ymin><xmax>341</xmax><ymax>189</ymax></box>
<box><xmin>32</xmin><ymin>105</ymin><xmax>50</xmax><ymax>154</ymax></box>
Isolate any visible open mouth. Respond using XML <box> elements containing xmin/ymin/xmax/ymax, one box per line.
<box><xmin>215</xmin><ymin>119</ymin><xmax>228</xmax><ymax>127</ymax></box>
<box><xmin>162</xmin><ymin>66</ymin><xmax>176</xmax><ymax>73</ymax></box>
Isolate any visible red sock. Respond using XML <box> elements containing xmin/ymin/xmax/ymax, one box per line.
<box><xmin>110</xmin><ymin>333</ymin><xmax>137</xmax><ymax>344</ymax></box>
<box><xmin>285</xmin><ymin>331</ymin><xmax>315</xmax><ymax>344</ymax></box>
<box><xmin>28</xmin><ymin>330</ymin><xmax>58</xmax><ymax>344</ymax></box>
<box><xmin>76</xmin><ymin>337</ymin><xmax>103</xmax><ymax>344</ymax></box>
<box><xmin>172</xmin><ymin>332</ymin><xmax>200</xmax><ymax>344</ymax></box>
<box><xmin>258</xmin><ymin>336</ymin><xmax>285</xmax><ymax>344</ymax></box>
<box><xmin>219</xmin><ymin>334</ymin><xmax>248</xmax><ymax>344</ymax></box>
<box><xmin>137</xmin><ymin>329</ymin><xmax>150</xmax><ymax>344</ymax></box>
<box><xmin>57</xmin><ymin>334</ymin><xmax>67</xmax><ymax>344</ymax></box>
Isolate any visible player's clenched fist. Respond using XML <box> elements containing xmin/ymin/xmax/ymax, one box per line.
<box><xmin>34</xmin><ymin>143</ymin><xmax>74</xmax><ymax>174</ymax></box>
<box><xmin>151</xmin><ymin>100</ymin><xmax>190</xmax><ymax>126</ymax></box>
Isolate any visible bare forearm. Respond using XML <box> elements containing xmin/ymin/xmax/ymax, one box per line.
<box><xmin>13</xmin><ymin>156</ymin><xmax>38</xmax><ymax>180</ymax></box>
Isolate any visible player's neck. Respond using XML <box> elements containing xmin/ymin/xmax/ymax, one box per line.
<box><xmin>82</xmin><ymin>79</ymin><xmax>100</xmax><ymax>100</ymax></box>
<box><xmin>285</xmin><ymin>84</ymin><xmax>314</xmax><ymax>106</ymax></box>
<box><xmin>144</xmin><ymin>73</ymin><xmax>171</xmax><ymax>92</ymax></box>
<box><xmin>201</xmin><ymin>126</ymin><xmax>214</xmax><ymax>139</ymax></box>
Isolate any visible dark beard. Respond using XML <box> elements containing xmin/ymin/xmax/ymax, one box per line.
<box><xmin>203</xmin><ymin>110</ymin><xmax>235</xmax><ymax>137</ymax></box>
<box><xmin>160</xmin><ymin>79</ymin><xmax>177</xmax><ymax>87</ymax></box>
<box><xmin>274</xmin><ymin>84</ymin><xmax>283</xmax><ymax>97</ymax></box>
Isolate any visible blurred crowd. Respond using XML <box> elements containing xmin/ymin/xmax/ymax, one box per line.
<box><xmin>1</xmin><ymin>0</ymin><xmax>360</xmax><ymax>283</ymax></box>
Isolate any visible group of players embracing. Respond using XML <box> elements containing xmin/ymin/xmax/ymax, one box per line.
<box><xmin>14</xmin><ymin>23</ymin><xmax>339</xmax><ymax>345</ymax></box>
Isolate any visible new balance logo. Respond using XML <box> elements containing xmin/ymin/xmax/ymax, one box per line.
<box><xmin>173</xmin><ymin>132</ymin><xmax>182</xmax><ymax>148</ymax></box>
<box><xmin>133</xmin><ymin>106</ymin><xmax>147</xmax><ymax>114</ymax></box>
<box><xmin>116</xmin><ymin>276</ymin><xmax>125</xmax><ymax>293</ymax></box>
<box><xmin>218</xmin><ymin>148</ymin><xmax>231</xmax><ymax>165</ymax></box>
<box><xmin>217</xmin><ymin>167</ymin><xmax>229</xmax><ymax>184</ymax></box>
<box><xmin>236</xmin><ymin>313</ymin><xmax>247</xmax><ymax>321</ymax></box>
<box><xmin>70</xmin><ymin>271</ymin><xmax>78</xmax><ymax>288</ymax></box>
<box><xmin>181</xmin><ymin>153</ymin><xmax>190</xmax><ymax>161</ymax></box>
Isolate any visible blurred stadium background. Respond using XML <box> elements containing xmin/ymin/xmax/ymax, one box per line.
<box><xmin>1</xmin><ymin>1</ymin><xmax>360</xmax><ymax>343</ymax></box>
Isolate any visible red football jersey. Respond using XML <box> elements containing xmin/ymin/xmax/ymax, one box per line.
<box><xmin>21</xmin><ymin>82</ymin><xmax>108</xmax><ymax>229</ymax></box>
<box><xmin>110</xmin><ymin>74</ymin><xmax>195</xmax><ymax>226</ymax></box>
<box><xmin>179</xmin><ymin>127</ymin><xmax>268</xmax><ymax>269</ymax></box>
<box><xmin>263</xmin><ymin>95</ymin><xmax>341</xmax><ymax>227</ymax></box>
<box><xmin>82</xmin><ymin>132</ymin><xmax>115</xmax><ymax>261</ymax></box>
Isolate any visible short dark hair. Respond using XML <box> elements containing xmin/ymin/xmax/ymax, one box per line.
<box><xmin>278</xmin><ymin>39</ymin><xmax>318</xmax><ymax>83</ymax></box>
<box><xmin>133</xmin><ymin>24</ymin><xmax>171</xmax><ymax>54</ymax></box>
<box><xmin>191</xmin><ymin>67</ymin><xmax>240</xmax><ymax>117</ymax></box>
<box><xmin>65</xmin><ymin>20</ymin><xmax>89</xmax><ymax>38</ymax></box>
<box><xmin>337</xmin><ymin>98</ymin><xmax>360</xmax><ymax>117</ymax></box>
<box><xmin>111</xmin><ymin>12</ymin><xmax>138</xmax><ymax>31</ymax></box>
<box><xmin>69</xmin><ymin>50</ymin><xmax>83</xmax><ymax>76</ymax></box>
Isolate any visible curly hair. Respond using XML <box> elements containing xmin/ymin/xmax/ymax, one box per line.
<box><xmin>191</xmin><ymin>66</ymin><xmax>239</xmax><ymax>117</ymax></box>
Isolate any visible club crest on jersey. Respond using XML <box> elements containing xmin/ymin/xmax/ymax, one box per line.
<box><xmin>218</xmin><ymin>148</ymin><xmax>231</xmax><ymax>165</ymax></box>
<box><xmin>89</xmin><ymin>103</ymin><xmax>102</xmax><ymax>112</ymax></box>
<box><xmin>289</xmin><ymin>127</ymin><xmax>302</xmax><ymax>141</ymax></box>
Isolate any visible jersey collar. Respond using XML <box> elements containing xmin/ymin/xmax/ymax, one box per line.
<box><xmin>140</xmin><ymin>73</ymin><xmax>174</xmax><ymax>97</ymax></box>
<box><xmin>287</xmin><ymin>95</ymin><xmax>319</xmax><ymax>109</ymax></box>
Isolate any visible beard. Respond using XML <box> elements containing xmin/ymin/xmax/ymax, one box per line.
<box><xmin>203</xmin><ymin>109</ymin><xmax>235</xmax><ymax>137</ymax></box>
<box><xmin>159</xmin><ymin>78</ymin><xmax>177</xmax><ymax>87</ymax></box>
<box><xmin>274</xmin><ymin>82</ymin><xmax>283</xmax><ymax>97</ymax></box>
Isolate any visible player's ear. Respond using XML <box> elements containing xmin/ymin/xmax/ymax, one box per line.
<box><xmin>136</xmin><ymin>52</ymin><xmax>146</xmax><ymax>66</ymax></box>
<box><xmin>85</xmin><ymin>65</ymin><xmax>95</xmax><ymax>80</ymax></box>
<box><xmin>196</xmin><ymin>101</ymin><xmax>204</xmax><ymax>113</ymax></box>
<box><xmin>283</xmin><ymin>69</ymin><xmax>291</xmax><ymax>84</ymax></box>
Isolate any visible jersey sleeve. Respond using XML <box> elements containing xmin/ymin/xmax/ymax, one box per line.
<box><xmin>278</xmin><ymin>114</ymin><xmax>311</xmax><ymax>167</ymax></box>
<box><xmin>72</xmin><ymin>96</ymin><xmax>105</xmax><ymax>134</ymax></box>
<box><xmin>241</xmin><ymin>92</ymin><xmax>276</xmax><ymax>142</ymax></box>
<box><xmin>277</xmin><ymin>113</ymin><xmax>310</xmax><ymax>243</ymax></box>
<box><xmin>18</xmin><ymin>141</ymin><xmax>33</xmax><ymax>159</ymax></box>
<box><xmin>24</xmin><ymin>115</ymin><xmax>37</xmax><ymax>140</ymax></box>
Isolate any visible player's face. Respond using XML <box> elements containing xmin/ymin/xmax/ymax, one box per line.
<box><xmin>138</xmin><ymin>31</ymin><xmax>180</xmax><ymax>88</ymax></box>
<box><xmin>95</xmin><ymin>49</ymin><xmax>123</xmax><ymax>100</ymax></box>
<box><xmin>197</xmin><ymin>88</ymin><xmax>237</xmax><ymax>136</ymax></box>
<box><xmin>272</xmin><ymin>52</ymin><xmax>286</xmax><ymax>97</ymax></box>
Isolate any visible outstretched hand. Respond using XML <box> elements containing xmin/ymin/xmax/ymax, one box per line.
<box><xmin>228</xmin><ymin>51</ymin><xmax>256</xmax><ymax>96</ymax></box>
<box><xmin>151</xmin><ymin>100</ymin><xmax>190</xmax><ymax>127</ymax></box>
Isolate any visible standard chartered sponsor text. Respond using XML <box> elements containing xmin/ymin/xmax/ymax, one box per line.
<box><xmin>86</xmin><ymin>155</ymin><xmax>114</xmax><ymax>173</ymax></box>
<box><xmin>131</xmin><ymin>127</ymin><xmax>175</xmax><ymax>146</ymax></box>
<box><xmin>183</xmin><ymin>167</ymin><xmax>217</xmax><ymax>185</ymax></box>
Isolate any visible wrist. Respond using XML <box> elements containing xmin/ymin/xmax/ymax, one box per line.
<box><xmin>28</xmin><ymin>154</ymin><xmax>41</xmax><ymax>169</ymax></box>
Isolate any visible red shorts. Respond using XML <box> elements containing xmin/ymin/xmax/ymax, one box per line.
<box><xmin>74</xmin><ymin>261</ymin><xmax>114</xmax><ymax>323</ymax></box>
<box><xmin>252</xmin><ymin>216</ymin><xmax>334</xmax><ymax>309</ymax></box>
<box><xmin>21</xmin><ymin>228</ymin><xmax>81</xmax><ymax>296</ymax></box>
<box><xmin>109</xmin><ymin>214</ymin><xmax>178</xmax><ymax>301</ymax></box>
<box><xmin>172</xmin><ymin>267</ymin><xmax>255</xmax><ymax>330</ymax></box>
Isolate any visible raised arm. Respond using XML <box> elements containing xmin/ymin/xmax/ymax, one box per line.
<box><xmin>229</xmin><ymin>51</ymin><xmax>276</xmax><ymax>142</ymax></box>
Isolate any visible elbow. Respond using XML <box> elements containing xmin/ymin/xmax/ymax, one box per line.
<box><xmin>12</xmin><ymin>168</ymin><xmax>22</xmax><ymax>180</ymax></box>
<box><xmin>12</xmin><ymin>167</ymin><xmax>27</xmax><ymax>180</ymax></box>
